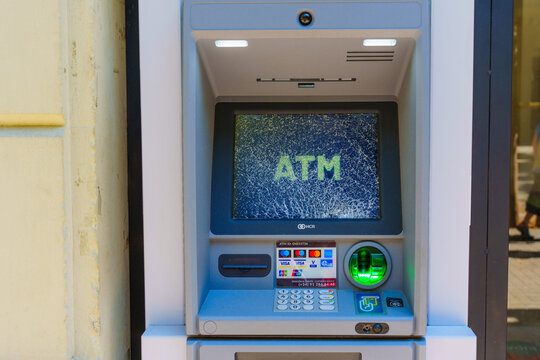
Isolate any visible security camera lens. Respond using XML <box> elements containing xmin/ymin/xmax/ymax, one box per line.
<box><xmin>298</xmin><ymin>11</ymin><xmax>313</xmax><ymax>26</ymax></box>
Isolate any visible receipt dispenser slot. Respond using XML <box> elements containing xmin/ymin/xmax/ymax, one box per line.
<box><xmin>219</xmin><ymin>254</ymin><xmax>271</xmax><ymax>277</ymax></box>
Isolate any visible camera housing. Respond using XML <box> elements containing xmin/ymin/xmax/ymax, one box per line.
<box><xmin>298</xmin><ymin>10</ymin><xmax>313</xmax><ymax>26</ymax></box>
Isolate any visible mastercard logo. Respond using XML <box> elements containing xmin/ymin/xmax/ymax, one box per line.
<box><xmin>309</xmin><ymin>250</ymin><xmax>321</xmax><ymax>258</ymax></box>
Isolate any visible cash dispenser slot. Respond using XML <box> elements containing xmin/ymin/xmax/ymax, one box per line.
<box><xmin>219</xmin><ymin>254</ymin><xmax>271</xmax><ymax>277</ymax></box>
<box><xmin>236</xmin><ymin>353</ymin><xmax>361</xmax><ymax>360</ymax></box>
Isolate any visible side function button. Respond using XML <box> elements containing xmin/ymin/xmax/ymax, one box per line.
<box><xmin>319</xmin><ymin>299</ymin><xmax>334</xmax><ymax>305</ymax></box>
<box><xmin>319</xmin><ymin>289</ymin><xmax>334</xmax><ymax>294</ymax></box>
<box><xmin>319</xmin><ymin>305</ymin><xmax>335</xmax><ymax>311</ymax></box>
<box><xmin>319</xmin><ymin>294</ymin><xmax>334</xmax><ymax>300</ymax></box>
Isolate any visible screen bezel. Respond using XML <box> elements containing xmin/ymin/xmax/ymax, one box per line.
<box><xmin>211</xmin><ymin>102</ymin><xmax>402</xmax><ymax>235</ymax></box>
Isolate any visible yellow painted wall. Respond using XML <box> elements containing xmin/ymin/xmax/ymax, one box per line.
<box><xmin>0</xmin><ymin>0</ymin><xmax>129</xmax><ymax>359</ymax></box>
<box><xmin>0</xmin><ymin>1</ymin><xmax>62</xmax><ymax>114</ymax></box>
<box><xmin>0</xmin><ymin>138</ymin><xmax>67</xmax><ymax>359</ymax></box>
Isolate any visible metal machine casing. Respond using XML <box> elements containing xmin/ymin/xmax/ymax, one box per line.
<box><xmin>181</xmin><ymin>0</ymin><xmax>430</xmax><ymax>352</ymax></box>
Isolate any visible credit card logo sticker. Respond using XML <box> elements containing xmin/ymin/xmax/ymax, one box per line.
<box><xmin>309</xmin><ymin>250</ymin><xmax>321</xmax><ymax>258</ymax></box>
<box><xmin>279</xmin><ymin>270</ymin><xmax>288</xmax><ymax>277</ymax></box>
<box><xmin>279</xmin><ymin>250</ymin><xmax>291</xmax><ymax>258</ymax></box>
<box><xmin>320</xmin><ymin>259</ymin><xmax>333</xmax><ymax>267</ymax></box>
<box><xmin>294</xmin><ymin>250</ymin><xmax>306</xmax><ymax>258</ymax></box>
<box><xmin>292</xmin><ymin>269</ymin><xmax>303</xmax><ymax>277</ymax></box>
<box><xmin>309</xmin><ymin>260</ymin><xmax>318</xmax><ymax>268</ymax></box>
<box><xmin>279</xmin><ymin>260</ymin><xmax>291</xmax><ymax>267</ymax></box>
<box><xmin>324</xmin><ymin>249</ymin><xmax>333</xmax><ymax>258</ymax></box>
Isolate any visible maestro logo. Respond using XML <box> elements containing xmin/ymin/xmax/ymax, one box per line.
<box><xmin>297</xmin><ymin>223</ymin><xmax>316</xmax><ymax>230</ymax></box>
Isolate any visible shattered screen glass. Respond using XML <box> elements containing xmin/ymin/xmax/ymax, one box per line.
<box><xmin>232</xmin><ymin>113</ymin><xmax>380</xmax><ymax>220</ymax></box>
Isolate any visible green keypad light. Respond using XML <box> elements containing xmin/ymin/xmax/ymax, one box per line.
<box><xmin>348</xmin><ymin>246</ymin><xmax>388</xmax><ymax>287</ymax></box>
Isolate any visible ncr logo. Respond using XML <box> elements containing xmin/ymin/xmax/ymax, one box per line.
<box><xmin>297</xmin><ymin>224</ymin><xmax>316</xmax><ymax>230</ymax></box>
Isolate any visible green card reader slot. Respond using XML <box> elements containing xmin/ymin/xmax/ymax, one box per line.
<box><xmin>344</xmin><ymin>242</ymin><xmax>392</xmax><ymax>289</ymax></box>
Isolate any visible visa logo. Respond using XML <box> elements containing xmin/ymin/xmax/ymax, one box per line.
<box><xmin>309</xmin><ymin>260</ymin><xmax>317</xmax><ymax>268</ymax></box>
<box><xmin>320</xmin><ymin>259</ymin><xmax>333</xmax><ymax>267</ymax></box>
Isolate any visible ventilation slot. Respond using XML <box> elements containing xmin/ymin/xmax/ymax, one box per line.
<box><xmin>346</xmin><ymin>51</ymin><xmax>394</xmax><ymax>62</ymax></box>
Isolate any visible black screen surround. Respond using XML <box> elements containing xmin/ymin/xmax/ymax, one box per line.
<box><xmin>210</xmin><ymin>102</ymin><xmax>402</xmax><ymax>236</ymax></box>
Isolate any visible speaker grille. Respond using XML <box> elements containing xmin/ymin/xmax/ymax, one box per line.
<box><xmin>346</xmin><ymin>51</ymin><xmax>394</xmax><ymax>62</ymax></box>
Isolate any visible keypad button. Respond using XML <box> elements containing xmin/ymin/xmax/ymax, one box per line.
<box><xmin>277</xmin><ymin>299</ymin><xmax>288</xmax><ymax>305</ymax></box>
<box><xmin>291</xmin><ymin>299</ymin><xmax>301</xmax><ymax>305</ymax></box>
<box><xmin>303</xmin><ymin>305</ymin><xmax>314</xmax><ymax>311</ymax></box>
<box><xmin>303</xmin><ymin>294</ymin><xmax>314</xmax><ymax>300</ymax></box>
<box><xmin>319</xmin><ymin>299</ymin><xmax>335</xmax><ymax>305</ymax></box>
<box><xmin>319</xmin><ymin>294</ymin><xmax>334</xmax><ymax>299</ymax></box>
<box><xmin>303</xmin><ymin>299</ymin><xmax>314</xmax><ymax>305</ymax></box>
<box><xmin>319</xmin><ymin>305</ymin><xmax>335</xmax><ymax>311</ymax></box>
<box><xmin>291</xmin><ymin>289</ymin><xmax>301</xmax><ymax>294</ymax></box>
<box><xmin>318</xmin><ymin>289</ymin><xmax>334</xmax><ymax>294</ymax></box>
<box><xmin>291</xmin><ymin>294</ymin><xmax>301</xmax><ymax>300</ymax></box>
<box><xmin>303</xmin><ymin>289</ymin><xmax>314</xmax><ymax>294</ymax></box>
<box><xmin>278</xmin><ymin>294</ymin><xmax>288</xmax><ymax>300</ymax></box>
<box><xmin>290</xmin><ymin>305</ymin><xmax>301</xmax><ymax>310</ymax></box>
<box><xmin>278</xmin><ymin>289</ymin><xmax>289</xmax><ymax>294</ymax></box>
<box><xmin>277</xmin><ymin>304</ymin><xmax>288</xmax><ymax>310</ymax></box>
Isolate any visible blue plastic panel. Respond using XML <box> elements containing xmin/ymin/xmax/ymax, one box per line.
<box><xmin>197</xmin><ymin>289</ymin><xmax>414</xmax><ymax>336</ymax></box>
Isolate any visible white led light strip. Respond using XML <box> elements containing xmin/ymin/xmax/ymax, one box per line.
<box><xmin>215</xmin><ymin>40</ymin><xmax>248</xmax><ymax>48</ymax></box>
<box><xmin>363</xmin><ymin>39</ymin><xmax>397</xmax><ymax>47</ymax></box>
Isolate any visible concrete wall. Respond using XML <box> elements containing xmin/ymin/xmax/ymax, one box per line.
<box><xmin>0</xmin><ymin>1</ymin><xmax>129</xmax><ymax>359</ymax></box>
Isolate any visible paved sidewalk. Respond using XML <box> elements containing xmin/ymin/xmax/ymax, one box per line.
<box><xmin>507</xmin><ymin>229</ymin><xmax>540</xmax><ymax>358</ymax></box>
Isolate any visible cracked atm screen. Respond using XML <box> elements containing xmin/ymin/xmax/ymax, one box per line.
<box><xmin>232</xmin><ymin>113</ymin><xmax>380</xmax><ymax>220</ymax></box>
<box><xmin>276</xmin><ymin>241</ymin><xmax>337</xmax><ymax>288</ymax></box>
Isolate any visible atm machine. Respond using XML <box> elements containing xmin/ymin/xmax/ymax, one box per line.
<box><xmin>182</xmin><ymin>0</ymin><xmax>429</xmax><ymax>358</ymax></box>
